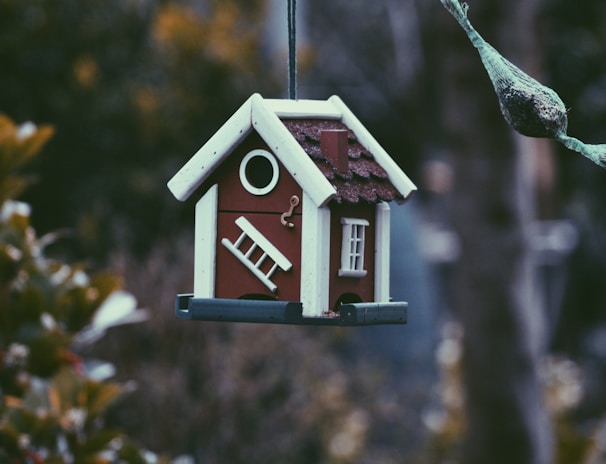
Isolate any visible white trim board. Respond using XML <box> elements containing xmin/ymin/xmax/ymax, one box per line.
<box><xmin>251</xmin><ymin>94</ymin><xmax>337</xmax><ymax>207</ymax></box>
<box><xmin>374</xmin><ymin>202</ymin><xmax>391</xmax><ymax>302</ymax></box>
<box><xmin>194</xmin><ymin>184</ymin><xmax>218</xmax><ymax>298</ymax></box>
<box><xmin>167</xmin><ymin>93</ymin><xmax>417</xmax><ymax>205</ymax></box>
<box><xmin>300</xmin><ymin>193</ymin><xmax>331</xmax><ymax>316</ymax></box>
<box><xmin>168</xmin><ymin>96</ymin><xmax>254</xmax><ymax>202</ymax></box>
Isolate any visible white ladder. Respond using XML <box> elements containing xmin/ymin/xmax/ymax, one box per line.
<box><xmin>221</xmin><ymin>216</ymin><xmax>292</xmax><ymax>292</ymax></box>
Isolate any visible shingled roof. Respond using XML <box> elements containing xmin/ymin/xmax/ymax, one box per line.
<box><xmin>168</xmin><ymin>94</ymin><xmax>416</xmax><ymax>207</ymax></box>
<box><xmin>282</xmin><ymin>119</ymin><xmax>403</xmax><ymax>204</ymax></box>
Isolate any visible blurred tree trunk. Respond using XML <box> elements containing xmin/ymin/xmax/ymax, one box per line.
<box><xmin>436</xmin><ymin>1</ymin><xmax>553</xmax><ymax>463</ymax></box>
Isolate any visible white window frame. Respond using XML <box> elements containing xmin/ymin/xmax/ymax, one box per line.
<box><xmin>339</xmin><ymin>217</ymin><xmax>369</xmax><ymax>278</ymax></box>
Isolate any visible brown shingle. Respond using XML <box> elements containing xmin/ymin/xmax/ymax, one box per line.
<box><xmin>281</xmin><ymin>119</ymin><xmax>403</xmax><ymax>204</ymax></box>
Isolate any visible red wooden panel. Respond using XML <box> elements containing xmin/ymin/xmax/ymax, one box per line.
<box><xmin>215</xmin><ymin>211</ymin><xmax>302</xmax><ymax>302</ymax></box>
<box><xmin>328</xmin><ymin>202</ymin><xmax>376</xmax><ymax>311</ymax></box>
<box><xmin>209</xmin><ymin>132</ymin><xmax>303</xmax><ymax>214</ymax></box>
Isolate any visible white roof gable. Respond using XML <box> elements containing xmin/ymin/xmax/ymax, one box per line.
<box><xmin>167</xmin><ymin>93</ymin><xmax>416</xmax><ymax>207</ymax></box>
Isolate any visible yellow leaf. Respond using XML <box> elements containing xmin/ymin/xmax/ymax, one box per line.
<box><xmin>152</xmin><ymin>4</ymin><xmax>206</xmax><ymax>53</ymax></box>
<box><xmin>4</xmin><ymin>395</ymin><xmax>23</xmax><ymax>408</ymax></box>
<box><xmin>50</xmin><ymin>368</ymin><xmax>83</xmax><ymax>413</ymax></box>
<box><xmin>48</xmin><ymin>383</ymin><xmax>62</xmax><ymax>415</ymax></box>
<box><xmin>73</xmin><ymin>54</ymin><xmax>99</xmax><ymax>89</ymax></box>
<box><xmin>85</xmin><ymin>379</ymin><xmax>124</xmax><ymax>418</ymax></box>
<box><xmin>17</xmin><ymin>124</ymin><xmax>54</xmax><ymax>164</ymax></box>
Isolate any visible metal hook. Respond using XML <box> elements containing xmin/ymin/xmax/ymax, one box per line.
<box><xmin>281</xmin><ymin>195</ymin><xmax>300</xmax><ymax>228</ymax></box>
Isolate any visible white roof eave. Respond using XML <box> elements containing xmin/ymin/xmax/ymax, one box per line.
<box><xmin>167</xmin><ymin>95</ymin><xmax>255</xmax><ymax>202</ymax></box>
<box><xmin>263</xmin><ymin>98</ymin><xmax>342</xmax><ymax>119</ymax></box>
<box><xmin>168</xmin><ymin>93</ymin><xmax>413</xmax><ymax>207</ymax></box>
<box><xmin>328</xmin><ymin>95</ymin><xmax>418</xmax><ymax>200</ymax></box>
<box><xmin>251</xmin><ymin>94</ymin><xmax>337</xmax><ymax>207</ymax></box>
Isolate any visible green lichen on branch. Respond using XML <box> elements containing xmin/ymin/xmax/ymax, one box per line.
<box><xmin>440</xmin><ymin>0</ymin><xmax>606</xmax><ymax>169</ymax></box>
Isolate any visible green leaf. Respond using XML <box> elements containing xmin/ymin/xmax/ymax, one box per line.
<box><xmin>0</xmin><ymin>421</ymin><xmax>21</xmax><ymax>455</ymax></box>
<box><xmin>78</xmin><ymin>428</ymin><xmax>122</xmax><ymax>454</ymax></box>
<box><xmin>83</xmin><ymin>379</ymin><xmax>123</xmax><ymax>420</ymax></box>
<box><xmin>28</xmin><ymin>332</ymin><xmax>74</xmax><ymax>378</ymax></box>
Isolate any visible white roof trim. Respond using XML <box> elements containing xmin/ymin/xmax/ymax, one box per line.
<box><xmin>167</xmin><ymin>93</ymin><xmax>416</xmax><ymax>205</ymax></box>
<box><xmin>251</xmin><ymin>94</ymin><xmax>336</xmax><ymax>207</ymax></box>
<box><xmin>167</xmin><ymin>95</ymin><xmax>254</xmax><ymax>202</ymax></box>
<box><xmin>263</xmin><ymin>98</ymin><xmax>342</xmax><ymax>119</ymax></box>
<box><xmin>328</xmin><ymin>95</ymin><xmax>417</xmax><ymax>201</ymax></box>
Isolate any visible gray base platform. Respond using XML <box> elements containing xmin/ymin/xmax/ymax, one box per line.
<box><xmin>175</xmin><ymin>294</ymin><xmax>407</xmax><ymax>326</ymax></box>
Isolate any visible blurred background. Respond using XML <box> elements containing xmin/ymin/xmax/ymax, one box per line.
<box><xmin>1</xmin><ymin>0</ymin><xmax>606</xmax><ymax>462</ymax></box>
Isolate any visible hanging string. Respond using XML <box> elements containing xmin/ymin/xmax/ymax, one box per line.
<box><xmin>287</xmin><ymin>0</ymin><xmax>297</xmax><ymax>100</ymax></box>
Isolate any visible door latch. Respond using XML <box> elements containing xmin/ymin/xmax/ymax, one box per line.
<box><xmin>280</xmin><ymin>195</ymin><xmax>300</xmax><ymax>228</ymax></box>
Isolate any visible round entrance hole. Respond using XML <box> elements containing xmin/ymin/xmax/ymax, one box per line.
<box><xmin>239</xmin><ymin>149</ymin><xmax>280</xmax><ymax>195</ymax></box>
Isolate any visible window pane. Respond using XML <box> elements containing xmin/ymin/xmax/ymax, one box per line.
<box><xmin>340</xmin><ymin>219</ymin><xmax>367</xmax><ymax>276</ymax></box>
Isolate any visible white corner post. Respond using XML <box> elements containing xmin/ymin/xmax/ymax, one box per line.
<box><xmin>374</xmin><ymin>202</ymin><xmax>391</xmax><ymax>302</ymax></box>
<box><xmin>300</xmin><ymin>193</ymin><xmax>330</xmax><ymax>316</ymax></box>
<box><xmin>194</xmin><ymin>184</ymin><xmax>218</xmax><ymax>298</ymax></box>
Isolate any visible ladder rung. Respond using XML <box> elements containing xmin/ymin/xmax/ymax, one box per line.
<box><xmin>221</xmin><ymin>238</ymin><xmax>278</xmax><ymax>292</ymax></box>
<box><xmin>220</xmin><ymin>216</ymin><xmax>294</xmax><ymax>293</ymax></box>
<box><xmin>234</xmin><ymin>231</ymin><xmax>247</xmax><ymax>248</ymax></box>
<box><xmin>234</xmin><ymin>217</ymin><xmax>292</xmax><ymax>271</ymax></box>
<box><xmin>255</xmin><ymin>252</ymin><xmax>268</xmax><ymax>269</ymax></box>
<box><xmin>266</xmin><ymin>262</ymin><xmax>279</xmax><ymax>279</ymax></box>
<box><xmin>244</xmin><ymin>243</ymin><xmax>257</xmax><ymax>259</ymax></box>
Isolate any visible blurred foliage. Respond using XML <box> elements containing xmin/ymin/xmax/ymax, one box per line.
<box><xmin>542</xmin><ymin>3</ymin><xmax>606</xmax><ymax>441</ymax></box>
<box><xmin>422</xmin><ymin>322</ymin><xmax>606</xmax><ymax>464</ymax></box>
<box><xmin>0</xmin><ymin>114</ymin><xmax>172</xmax><ymax>463</ymax></box>
<box><xmin>1</xmin><ymin>0</ymin><xmax>606</xmax><ymax>461</ymax></box>
<box><xmin>0</xmin><ymin>0</ymin><xmax>277</xmax><ymax>260</ymax></box>
<box><xmin>420</xmin><ymin>322</ymin><xmax>465</xmax><ymax>463</ymax></box>
<box><xmin>0</xmin><ymin>116</ymin><xmax>54</xmax><ymax>204</ymax></box>
<box><xmin>0</xmin><ymin>2</ymin><xmax>435</xmax><ymax>461</ymax></box>
<box><xmin>97</xmin><ymin>242</ymin><xmax>433</xmax><ymax>463</ymax></box>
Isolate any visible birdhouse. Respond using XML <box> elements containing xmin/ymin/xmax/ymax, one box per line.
<box><xmin>168</xmin><ymin>94</ymin><xmax>417</xmax><ymax>325</ymax></box>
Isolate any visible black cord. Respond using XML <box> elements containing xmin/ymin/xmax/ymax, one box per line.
<box><xmin>288</xmin><ymin>0</ymin><xmax>297</xmax><ymax>100</ymax></box>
